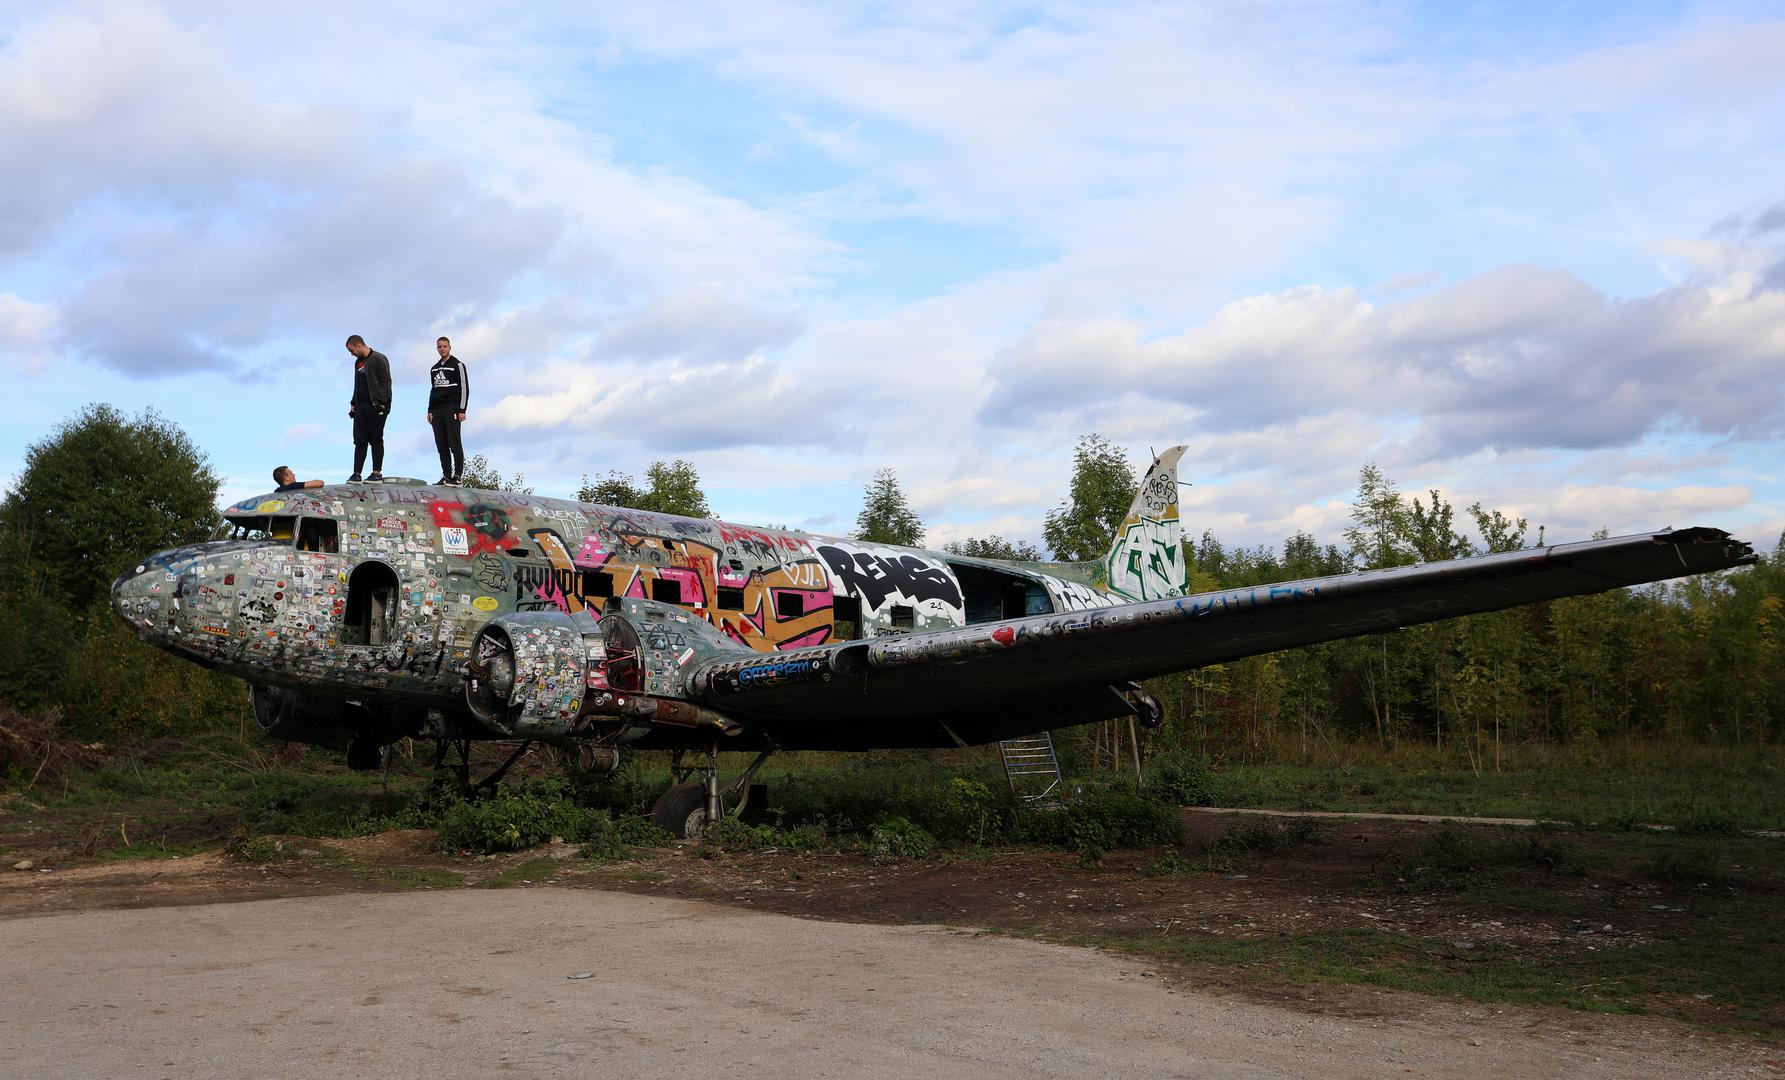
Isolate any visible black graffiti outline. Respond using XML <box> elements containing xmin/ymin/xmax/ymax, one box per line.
<box><xmin>817</xmin><ymin>545</ymin><xmax>962</xmax><ymax>611</ymax></box>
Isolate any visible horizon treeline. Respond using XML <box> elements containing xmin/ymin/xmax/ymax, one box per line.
<box><xmin>1143</xmin><ymin>470</ymin><xmax>1785</xmax><ymax>757</ymax></box>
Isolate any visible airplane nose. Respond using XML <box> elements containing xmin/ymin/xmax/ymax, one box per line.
<box><xmin>111</xmin><ymin>557</ymin><xmax>163</xmax><ymax>631</ymax></box>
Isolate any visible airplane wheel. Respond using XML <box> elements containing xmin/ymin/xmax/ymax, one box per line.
<box><xmin>650</xmin><ymin>781</ymin><xmax>711</xmax><ymax>839</ymax></box>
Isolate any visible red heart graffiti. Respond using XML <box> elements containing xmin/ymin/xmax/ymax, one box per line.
<box><xmin>991</xmin><ymin>626</ymin><xmax>1015</xmax><ymax>645</ymax></box>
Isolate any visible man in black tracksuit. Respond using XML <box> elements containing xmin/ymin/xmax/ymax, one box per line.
<box><xmin>427</xmin><ymin>336</ymin><xmax>470</xmax><ymax>485</ymax></box>
<box><xmin>345</xmin><ymin>334</ymin><xmax>391</xmax><ymax>482</ymax></box>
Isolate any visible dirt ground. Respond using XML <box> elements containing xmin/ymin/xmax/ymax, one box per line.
<box><xmin>8</xmin><ymin>887</ymin><xmax>1773</xmax><ymax>1080</ymax></box>
<box><xmin>3</xmin><ymin>808</ymin><xmax>1781</xmax><ymax>1068</ymax></box>
<box><xmin>0</xmin><ymin>811</ymin><xmax>1741</xmax><ymax>965</ymax></box>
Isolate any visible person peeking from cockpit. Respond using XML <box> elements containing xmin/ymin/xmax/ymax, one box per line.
<box><xmin>273</xmin><ymin>466</ymin><xmax>325</xmax><ymax>493</ymax></box>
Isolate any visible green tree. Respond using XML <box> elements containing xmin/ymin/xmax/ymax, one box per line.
<box><xmin>578</xmin><ymin>470</ymin><xmax>644</xmax><ymax>507</ymax></box>
<box><xmin>943</xmin><ymin>536</ymin><xmax>1042</xmax><ymax>561</ymax></box>
<box><xmin>1042</xmin><ymin>434</ymin><xmax>1135</xmax><ymax>561</ymax></box>
<box><xmin>1</xmin><ymin>405</ymin><xmax>219</xmax><ymax>613</ymax></box>
<box><xmin>577</xmin><ymin>460</ymin><xmax>712</xmax><ymax>517</ymax></box>
<box><xmin>1468</xmin><ymin>502</ymin><xmax>1543</xmax><ymax>553</ymax></box>
<box><xmin>1343</xmin><ymin>463</ymin><xmax>1415</xmax><ymax>570</ymax></box>
<box><xmin>856</xmin><ymin>469</ymin><xmax>924</xmax><ymax>546</ymax></box>
<box><xmin>640</xmin><ymin>460</ymin><xmax>712</xmax><ymax>517</ymax></box>
<box><xmin>458</xmin><ymin>453</ymin><xmax>533</xmax><ymax>494</ymax></box>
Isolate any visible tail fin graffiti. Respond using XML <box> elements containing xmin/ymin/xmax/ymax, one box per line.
<box><xmin>1098</xmin><ymin>446</ymin><xmax>1187</xmax><ymax>602</ymax></box>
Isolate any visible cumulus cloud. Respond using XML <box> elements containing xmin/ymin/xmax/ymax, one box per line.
<box><xmin>0</xmin><ymin>293</ymin><xmax>56</xmax><ymax>373</ymax></box>
<box><xmin>596</xmin><ymin>284</ymin><xmax>801</xmax><ymax>364</ymax></box>
<box><xmin>0</xmin><ymin>4</ymin><xmax>346</xmax><ymax>257</ymax></box>
<box><xmin>981</xmin><ymin>264</ymin><xmax>1785</xmax><ymax>458</ymax></box>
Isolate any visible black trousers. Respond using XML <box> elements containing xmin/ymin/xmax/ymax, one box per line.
<box><xmin>352</xmin><ymin>409</ymin><xmax>387</xmax><ymax>474</ymax></box>
<box><xmin>431</xmin><ymin>413</ymin><xmax>464</xmax><ymax>479</ymax></box>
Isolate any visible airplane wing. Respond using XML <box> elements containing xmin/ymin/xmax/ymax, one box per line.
<box><xmin>685</xmin><ymin>527</ymin><xmax>1756</xmax><ymax>748</ymax></box>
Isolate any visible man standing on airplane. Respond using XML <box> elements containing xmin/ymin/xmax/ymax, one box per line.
<box><xmin>345</xmin><ymin>334</ymin><xmax>391</xmax><ymax>483</ymax></box>
<box><xmin>426</xmin><ymin>335</ymin><xmax>469</xmax><ymax>485</ymax></box>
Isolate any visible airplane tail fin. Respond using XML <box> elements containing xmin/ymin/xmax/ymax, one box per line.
<box><xmin>1098</xmin><ymin>446</ymin><xmax>1188</xmax><ymax>602</ymax></box>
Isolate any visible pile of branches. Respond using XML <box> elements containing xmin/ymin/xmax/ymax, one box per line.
<box><xmin>0</xmin><ymin>705</ymin><xmax>102</xmax><ymax>790</ymax></box>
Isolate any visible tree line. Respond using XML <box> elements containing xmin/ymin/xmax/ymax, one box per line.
<box><xmin>0</xmin><ymin>408</ymin><xmax>1777</xmax><ymax>754</ymax></box>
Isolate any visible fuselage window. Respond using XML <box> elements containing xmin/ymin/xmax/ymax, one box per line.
<box><xmin>832</xmin><ymin>596</ymin><xmax>862</xmax><ymax>640</ymax></box>
<box><xmin>774</xmin><ymin>591</ymin><xmax>805</xmax><ymax>619</ymax></box>
<box><xmin>581</xmin><ymin>569</ymin><xmax>614</xmax><ymax>598</ymax></box>
<box><xmin>297</xmin><ymin>518</ymin><xmax>339</xmax><ymax>553</ymax></box>
<box><xmin>214</xmin><ymin>516</ymin><xmax>297</xmax><ymax>544</ymax></box>
<box><xmin>889</xmin><ymin>604</ymin><xmax>915</xmax><ymax>629</ymax></box>
<box><xmin>651</xmin><ymin>578</ymin><xmax>682</xmax><ymax>605</ymax></box>
<box><xmin>716</xmin><ymin>587</ymin><xmax>745</xmax><ymax>610</ymax></box>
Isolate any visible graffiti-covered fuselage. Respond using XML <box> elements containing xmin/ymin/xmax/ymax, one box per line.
<box><xmin>110</xmin><ymin>479</ymin><xmax>1134</xmax><ymax>751</ymax></box>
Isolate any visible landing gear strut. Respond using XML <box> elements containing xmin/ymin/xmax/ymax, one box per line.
<box><xmin>648</xmin><ymin>741</ymin><xmax>778</xmax><ymax>839</ymax></box>
<box><xmin>426</xmin><ymin>737</ymin><xmax>535</xmax><ymax>798</ymax></box>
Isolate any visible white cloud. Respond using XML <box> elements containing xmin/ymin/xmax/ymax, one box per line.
<box><xmin>0</xmin><ymin>293</ymin><xmax>55</xmax><ymax>373</ymax></box>
<box><xmin>279</xmin><ymin>423</ymin><xmax>327</xmax><ymax>446</ymax></box>
<box><xmin>982</xmin><ymin>264</ymin><xmax>1785</xmax><ymax>457</ymax></box>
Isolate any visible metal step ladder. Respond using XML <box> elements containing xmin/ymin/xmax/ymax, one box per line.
<box><xmin>998</xmin><ymin>732</ymin><xmax>1064</xmax><ymax>804</ymax></box>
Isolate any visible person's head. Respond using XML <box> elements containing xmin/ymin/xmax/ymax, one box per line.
<box><xmin>273</xmin><ymin>466</ymin><xmax>293</xmax><ymax>486</ymax></box>
<box><xmin>345</xmin><ymin>334</ymin><xmax>368</xmax><ymax>359</ymax></box>
<box><xmin>436</xmin><ymin>336</ymin><xmax>451</xmax><ymax>357</ymax></box>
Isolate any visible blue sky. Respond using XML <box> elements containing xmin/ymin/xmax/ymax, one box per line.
<box><xmin>2</xmin><ymin>0</ymin><xmax>1782</xmax><ymax>553</ymax></box>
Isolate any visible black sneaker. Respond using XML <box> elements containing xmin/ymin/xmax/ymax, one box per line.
<box><xmin>366</xmin><ymin>472</ymin><xmax>384</xmax><ymax>483</ymax></box>
<box><xmin>346</xmin><ymin>473</ymin><xmax>364</xmax><ymax>484</ymax></box>
<box><xmin>449</xmin><ymin>476</ymin><xmax>463</xmax><ymax>486</ymax></box>
<box><xmin>434</xmin><ymin>476</ymin><xmax>451</xmax><ymax>486</ymax></box>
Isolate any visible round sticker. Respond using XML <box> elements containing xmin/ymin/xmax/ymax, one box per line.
<box><xmin>472</xmin><ymin>596</ymin><xmax>499</xmax><ymax>612</ymax></box>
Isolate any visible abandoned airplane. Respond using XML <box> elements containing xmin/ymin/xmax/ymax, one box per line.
<box><xmin>112</xmin><ymin>448</ymin><xmax>1755</xmax><ymax>833</ymax></box>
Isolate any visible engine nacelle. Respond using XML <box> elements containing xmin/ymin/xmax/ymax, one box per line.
<box><xmin>464</xmin><ymin>610</ymin><xmax>596</xmax><ymax>738</ymax></box>
<box><xmin>465</xmin><ymin>600</ymin><xmax>752</xmax><ymax>742</ymax></box>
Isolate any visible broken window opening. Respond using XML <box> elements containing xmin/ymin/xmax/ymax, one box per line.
<box><xmin>342</xmin><ymin>561</ymin><xmax>401</xmax><ymax>646</ymax></box>
<box><xmin>296</xmin><ymin>518</ymin><xmax>339</xmax><ymax>554</ymax></box>
<box><xmin>581</xmin><ymin>569</ymin><xmax>614</xmax><ymax>598</ymax></box>
<box><xmin>774</xmin><ymin>591</ymin><xmax>805</xmax><ymax>620</ymax></box>
<box><xmin>832</xmin><ymin>596</ymin><xmax>862</xmax><ymax>640</ymax></box>
<box><xmin>948</xmin><ymin>562</ymin><xmax>1044</xmax><ymax>622</ymax></box>
<box><xmin>716</xmin><ymin>587</ymin><xmax>745</xmax><ymax>610</ymax></box>
<box><xmin>651</xmin><ymin>578</ymin><xmax>682</xmax><ymax>605</ymax></box>
<box><xmin>889</xmin><ymin>605</ymin><xmax>915</xmax><ymax>629</ymax></box>
<box><xmin>214</xmin><ymin>515</ymin><xmax>298</xmax><ymax>544</ymax></box>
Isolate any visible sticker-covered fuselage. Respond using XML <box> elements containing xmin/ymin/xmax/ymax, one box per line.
<box><xmin>110</xmin><ymin>481</ymin><xmax>1118</xmax><ymax>703</ymax></box>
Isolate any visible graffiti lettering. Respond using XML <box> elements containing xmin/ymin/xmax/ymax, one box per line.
<box><xmin>817</xmin><ymin>545</ymin><xmax>962</xmax><ymax>611</ymax></box>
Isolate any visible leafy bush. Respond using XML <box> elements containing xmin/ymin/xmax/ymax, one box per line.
<box><xmin>1021</xmin><ymin>789</ymin><xmax>1183</xmax><ymax>849</ymax></box>
<box><xmin>224</xmin><ymin>827</ymin><xmax>280</xmax><ymax>862</ymax></box>
<box><xmin>703</xmin><ymin>815</ymin><xmax>831</xmax><ymax>853</ymax></box>
<box><xmin>577</xmin><ymin>815</ymin><xmax>629</xmax><ymax>863</ymax></box>
<box><xmin>866</xmin><ymin>816</ymin><xmax>935</xmax><ymax>862</ymax></box>
<box><xmin>1145</xmin><ymin>750</ymin><xmax>1217</xmax><ymax>807</ymax></box>
<box><xmin>765</xmin><ymin>764</ymin><xmax>1021</xmax><ymax>844</ymax></box>
<box><xmin>436</xmin><ymin>782</ymin><xmax>600</xmax><ymax>853</ymax></box>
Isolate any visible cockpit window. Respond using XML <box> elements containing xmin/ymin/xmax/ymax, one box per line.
<box><xmin>214</xmin><ymin>515</ymin><xmax>298</xmax><ymax>543</ymax></box>
<box><xmin>297</xmin><ymin>518</ymin><xmax>339</xmax><ymax>553</ymax></box>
